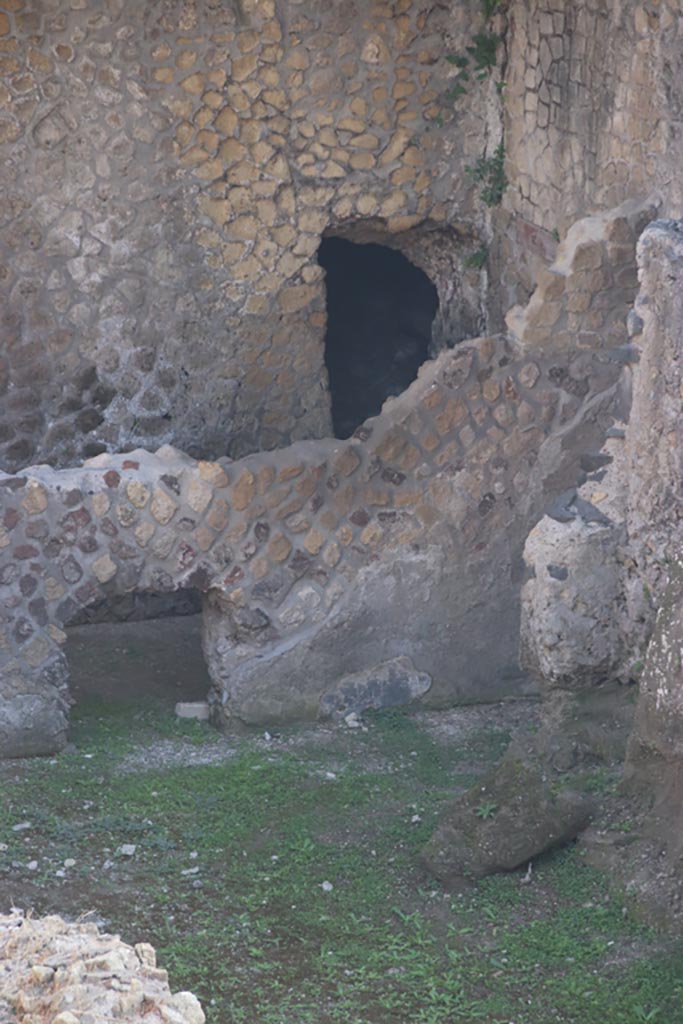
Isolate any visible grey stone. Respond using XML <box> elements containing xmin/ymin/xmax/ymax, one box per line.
<box><xmin>422</xmin><ymin>754</ymin><xmax>595</xmax><ymax>882</ymax></box>
<box><xmin>319</xmin><ymin>656</ymin><xmax>432</xmax><ymax>720</ymax></box>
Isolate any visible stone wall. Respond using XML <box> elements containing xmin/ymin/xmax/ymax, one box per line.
<box><xmin>0</xmin><ymin>199</ymin><xmax>648</xmax><ymax>758</ymax></box>
<box><xmin>518</xmin><ymin>219</ymin><xmax>683</xmax><ymax>922</ymax></box>
<box><xmin>0</xmin><ymin>0</ymin><xmax>494</xmax><ymax>473</ymax></box>
<box><xmin>493</xmin><ymin>0</ymin><xmax>683</xmax><ymax>317</ymax></box>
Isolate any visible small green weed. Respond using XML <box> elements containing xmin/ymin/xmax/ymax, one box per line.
<box><xmin>467</xmin><ymin>141</ymin><xmax>508</xmax><ymax>206</ymax></box>
<box><xmin>464</xmin><ymin>247</ymin><xmax>488</xmax><ymax>270</ymax></box>
<box><xmin>475</xmin><ymin>800</ymin><xmax>498</xmax><ymax>820</ymax></box>
<box><xmin>481</xmin><ymin>0</ymin><xmax>501</xmax><ymax>19</ymax></box>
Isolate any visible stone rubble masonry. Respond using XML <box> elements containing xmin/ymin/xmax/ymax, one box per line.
<box><xmin>0</xmin><ymin>199</ymin><xmax>650</xmax><ymax>757</ymax></box>
<box><xmin>0</xmin><ymin>0</ymin><xmax>492</xmax><ymax>473</ymax></box>
<box><xmin>517</xmin><ymin>218</ymin><xmax>683</xmax><ymax>919</ymax></box>
<box><xmin>0</xmin><ymin>908</ymin><xmax>205</xmax><ymax>1024</ymax></box>
<box><xmin>492</xmin><ymin>0</ymin><xmax>683</xmax><ymax>323</ymax></box>
<box><xmin>520</xmin><ymin>217</ymin><xmax>683</xmax><ymax>708</ymax></box>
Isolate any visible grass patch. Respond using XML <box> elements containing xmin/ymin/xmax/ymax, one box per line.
<box><xmin>1</xmin><ymin>701</ymin><xmax>682</xmax><ymax>1023</ymax></box>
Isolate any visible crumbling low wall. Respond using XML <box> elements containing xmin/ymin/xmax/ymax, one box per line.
<box><xmin>0</xmin><ymin>199</ymin><xmax>651</xmax><ymax>758</ymax></box>
<box><xmin>0</xmin><ymin>909</ymin><xmax>204</xmax><ymax>1023</ymax></box>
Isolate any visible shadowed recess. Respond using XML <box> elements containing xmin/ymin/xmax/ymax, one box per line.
<box><xmin>318</xmin><ymin>236</ymin><xmax>439</xmax><ymax>439</ymax></box>
<box><xmin>65</xmin><ymin>592</ymin><xmax>210</xmax><ymax>709</ymax></box>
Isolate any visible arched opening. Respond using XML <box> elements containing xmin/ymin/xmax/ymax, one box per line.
<box><xmin>318</xmin><ymin>236</ymin><xmax>439</xmax><ymax>439</ymax></box>
<box><xmin>65</xmin><ymin>589</ymin><xmax>210</xmax><ymax>713</ymax></box>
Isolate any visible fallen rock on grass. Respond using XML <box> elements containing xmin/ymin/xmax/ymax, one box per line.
<box><xmin>0</xmin><ymin>909</ymin><xmax>204</xmax><ymax>1024</ymax></box>
<box><xmin>422</xmin><ymin>751</ymin><xmax>596</xmax><ymax>882</ymax></box>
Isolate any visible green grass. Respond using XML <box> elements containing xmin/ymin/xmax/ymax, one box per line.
<box><xmin>1</xmin><ymin>701</ymin><xmax>682</xmax><ymax>1023</ymax></box>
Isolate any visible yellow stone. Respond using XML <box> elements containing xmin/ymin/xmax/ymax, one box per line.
<box><xmin>393</xmin><ymin>81</ymin><xmax>415</xmax><ymax>100</ymax></box>
<box><xmin>116</xmin><ymin>504</ymin><xmax>137</xmax><ymax>527</ymax></box>
<box><xmin>219</xmin><ymin>137</ymin><xmax>247</xmax><ymax>165</ymax></box>
<box><xmin>194</xmin><ymin>526</ymin><xmax>215</xmax><ymax>552</ymax></box>
<box><xmin>151</xmin><ymin>489</ymin><xmax>178</xmax><ymax>525</ymax></box>
<box><xmin>227</xmin><ymin>162</ymin><xmax>258</xmax><ymax>186</ymax></box>
<box><xmin>360</xmin><ymin>524</ymin><xmax>382</xmax><ymax>548</ymax></box>
<box><xmin>180</xmin><ymin>72</ymin><xmax>205</xmax><ymax>95</ymax></box>
<box><xmin>176</xmin><ymin>49</ymin><xmax>197</xmax><ymax>69</ymax></box>
<box><xmin>380</xmin><ymin>191</ymin><xmax>407</xmax><ymax>217</ymax></box>
<box><xmin>255</xmin><ymin>198</ymin><xmax>277</xmax><ymax>226</ymax></box>
<box><xmin>126</xmin><ymin>480</ymin><xmax>150</xmax><ymax>509</ymax></box>
<box><xmin>337</xmin><ymin>525</ymin><xmax>353</xmax><ymax>546</ymax></box>
<box><xmin>391</xmin><ymin>165</ymin><xmax>416</xmax><ymax>187</ymax></box>
<box><xmin>47</xmin><ymin>625</ymin><xmax>67</xmax><ymax>645</ymax></box>
<box><xmin>352</xmin><ymin>132</ymin><xmax>379</xmax><ymax>149</ymax></box>
<box><xmin>92</xmin><ymin>554</ymin><xmax>117</xmax><ymax>583</ymax></box>
<box><xmin>226</xmin><ymin>215</ymin><xmax>259</xmax><ymax>241</ymax></box>
<box><xmin>202</xmin><ymin>90</ymin><xmax>223</xmax><ymax>110</ymax></box>
<box><xmin>322</xmin><ymin>542</ymin><xmax>341</xmax><ymax>568</ymax></box>
<box><xmin>232</xmin><ymin>54</ymin><xmax>257</xmax><ymax>81</ymax></box>
<box><xmin>338</xmin><ymin>117</ymin><xmax>366</xmax><ymax>133</ymax></box>
<box><xmin>232</xmin><ymin>469</ymin><xmax>256</xmax><ymax>511</ymax></box>
<box><xmin>214</xmin><ymin>106</ymin><xmax>238</xmax><ymax>135</ymax></box>
<box><xmin>251</xmin><ymin>555</ymin><xmax>269</xmax><ymax>580</ymax></box>
<box><xmin>379</xmin><ymin>129</ymin><xmax>411</xmax><ymax>167</ymax></box>
<box><xmin>206</xmin><ymin>498</ymin><xmax>230</xmax><ymax>531</ymax></box>
<box><xmin>268</xmin><ymin>532</ymin><xmax>292</xmax><ymax>563</ymax></box>
<box><xmin>321</xmin><ymin>161</ymin><xmax>345</xmax><ymax>179</ymax></box>
<box><xmin>134</xmin><ymin>521</ymin><xmax>155</xmax><ymax>547</ymax></box>
<box><xmin>350</xmin><ymin>152</ymin><xmax>375</xmax><ymax>170</ymax></box>
<box><xmin>237</xmin><ymin>29</ymin><xmax>260</xmax><ymax>53</ymax></box>
<box><xmin>176</xmin><ymin>122</ymin><xmax>194</xmax><ymax>147</ymax></box>
<box><xmin>180</xmin><ymin>145</ymin><xmax>210</xmax><ymax>168</ymax></box>
<box><xmin>199</xmin><ymin>461</ymin><xmax>229</xmax><ymax>487</ymax></box>
<box><xmin>21</xmin><ymin>481</ymin><xmax>48</xmax><ymax>515</ymax></box>
<box><xmin>286</xmin><ymin>48</ymin><xmax>309</xmax><ymax>70</ymax></box>
<box><xmin>403</xmin><ymin>146</ymin><xmax>424</xmax><ymax>166</ymax></box>
<box><xmin>24</xmin><ymin>636</ymin><xmax>51</xmax><ymax>669</ymax></box>
<box><xmin>187</xmin><ymin>479</ymin><xmax>213</xmax><ymax>514</ymax></box>
<box><xmin>252</xmin><ymin>140</ymin><xmax>275</xmax><ymax>165</ymax></box>
<box><xmin>279</xmin><ymin>284</ymin><xmax>318</xmax><ymax>313</ymax></box>
<box><xmin>194</xmin><ymin>157</ymin><xmax>224</xmax><ymax>181</ymax></box>
<box><xmin>357</xmin><ymin>194</ymin><xmax>379</xmax><ymax>216</ymax></box>
<box><xmin>303</xmin><ymin>529</ymin><xmax>325</xmax><ymax>555</ymax></box>
<box><xmin>196</xmin><ymin>129</ymin><xmax>219</xmax><ymax>151</ymax></box>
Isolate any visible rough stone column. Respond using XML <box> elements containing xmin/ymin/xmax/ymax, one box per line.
<box><xmin>0</xmin><ymin>644</ymin><xmax>70</xmax><ymax>758</ymax></box>
<box><xmin>625</xmin><ymin>221</ymin><xmax>683</xmax><ymax>784</ymax></box>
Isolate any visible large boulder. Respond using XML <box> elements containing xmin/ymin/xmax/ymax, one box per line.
<box><xmin>422</xmin><ymin>750</ymin><xmax>595</xmax><ymax>882</ymax></box>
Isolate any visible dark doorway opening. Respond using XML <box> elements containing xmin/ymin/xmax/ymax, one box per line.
<box><xmin>318</xmin><ymin>236</ymin><xmax>439</xmax><ymax>439</ymax></box>
<box><xmin>66</xmin><ymin>590</ymin><xmax>210</xmax><ymax>710</ymax></box>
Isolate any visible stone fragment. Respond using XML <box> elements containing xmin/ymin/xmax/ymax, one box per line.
<box><xmin>268</xmin><ymin>532</ymin><xmax>292</xmax><ymax>563</ymax></box>
<box><xmin>92</xmin><ymin>493</ymin><xmax>110</xmax><ymax>517</ymax></box>
<box><xmin>92</xmin><ymin>554</ymin><xmax>117</xmax><ymax>583</ymax></box>
<box><xmin>134</xmin><ymin>521</ymin><xmax>155</xmax><ymax>547</ymax></box>
<box><xmin>198</xmin><ymin>461</ymin><xmax>229</xmax><ymax>487</ymax></box>
<box><xmin>232</xmin><ymin>469</ymin><xmax>255</xmax><ymax>511</ymax></box>
<box><xmin>333</xmin><ymin>447</ymin><xmax>361</xmax><ymax>478</ymax></box>
<box><xmin>151</xmin><ymin>489</ymin><xmax>178</xmax><ymax>525</ymax></box>
<box><xmin>319</xmin><ymin>656</ymin><xmax>431</xmax><ymax>720</ymax></box>
<box><xmin>180</xmin><ymin>72</ymin><xmax>204</xmax><ymax>94</ymax></box>
<box><xmin>187</xmin><ymin>480</ymin><xmax>213</xmax><ymax>515</ymax></box>
<box><xmin>126</xmin><ymin>480</ymin><xmax>150</xmax><ymax>509</ymax></box>
<box><xmin>175</xmin><ymin>702</ymin><xmax>210</xmax><ymax>720</ymax></box>
<box><xmin>303</xmin><ymin>529</ymin><xmax>325</xmax><ymax>555</ymax></box>
<box><xmin>21</xmin><ymin>481</ymin><xmax>48</xmax><ymax>515</ymax></box>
